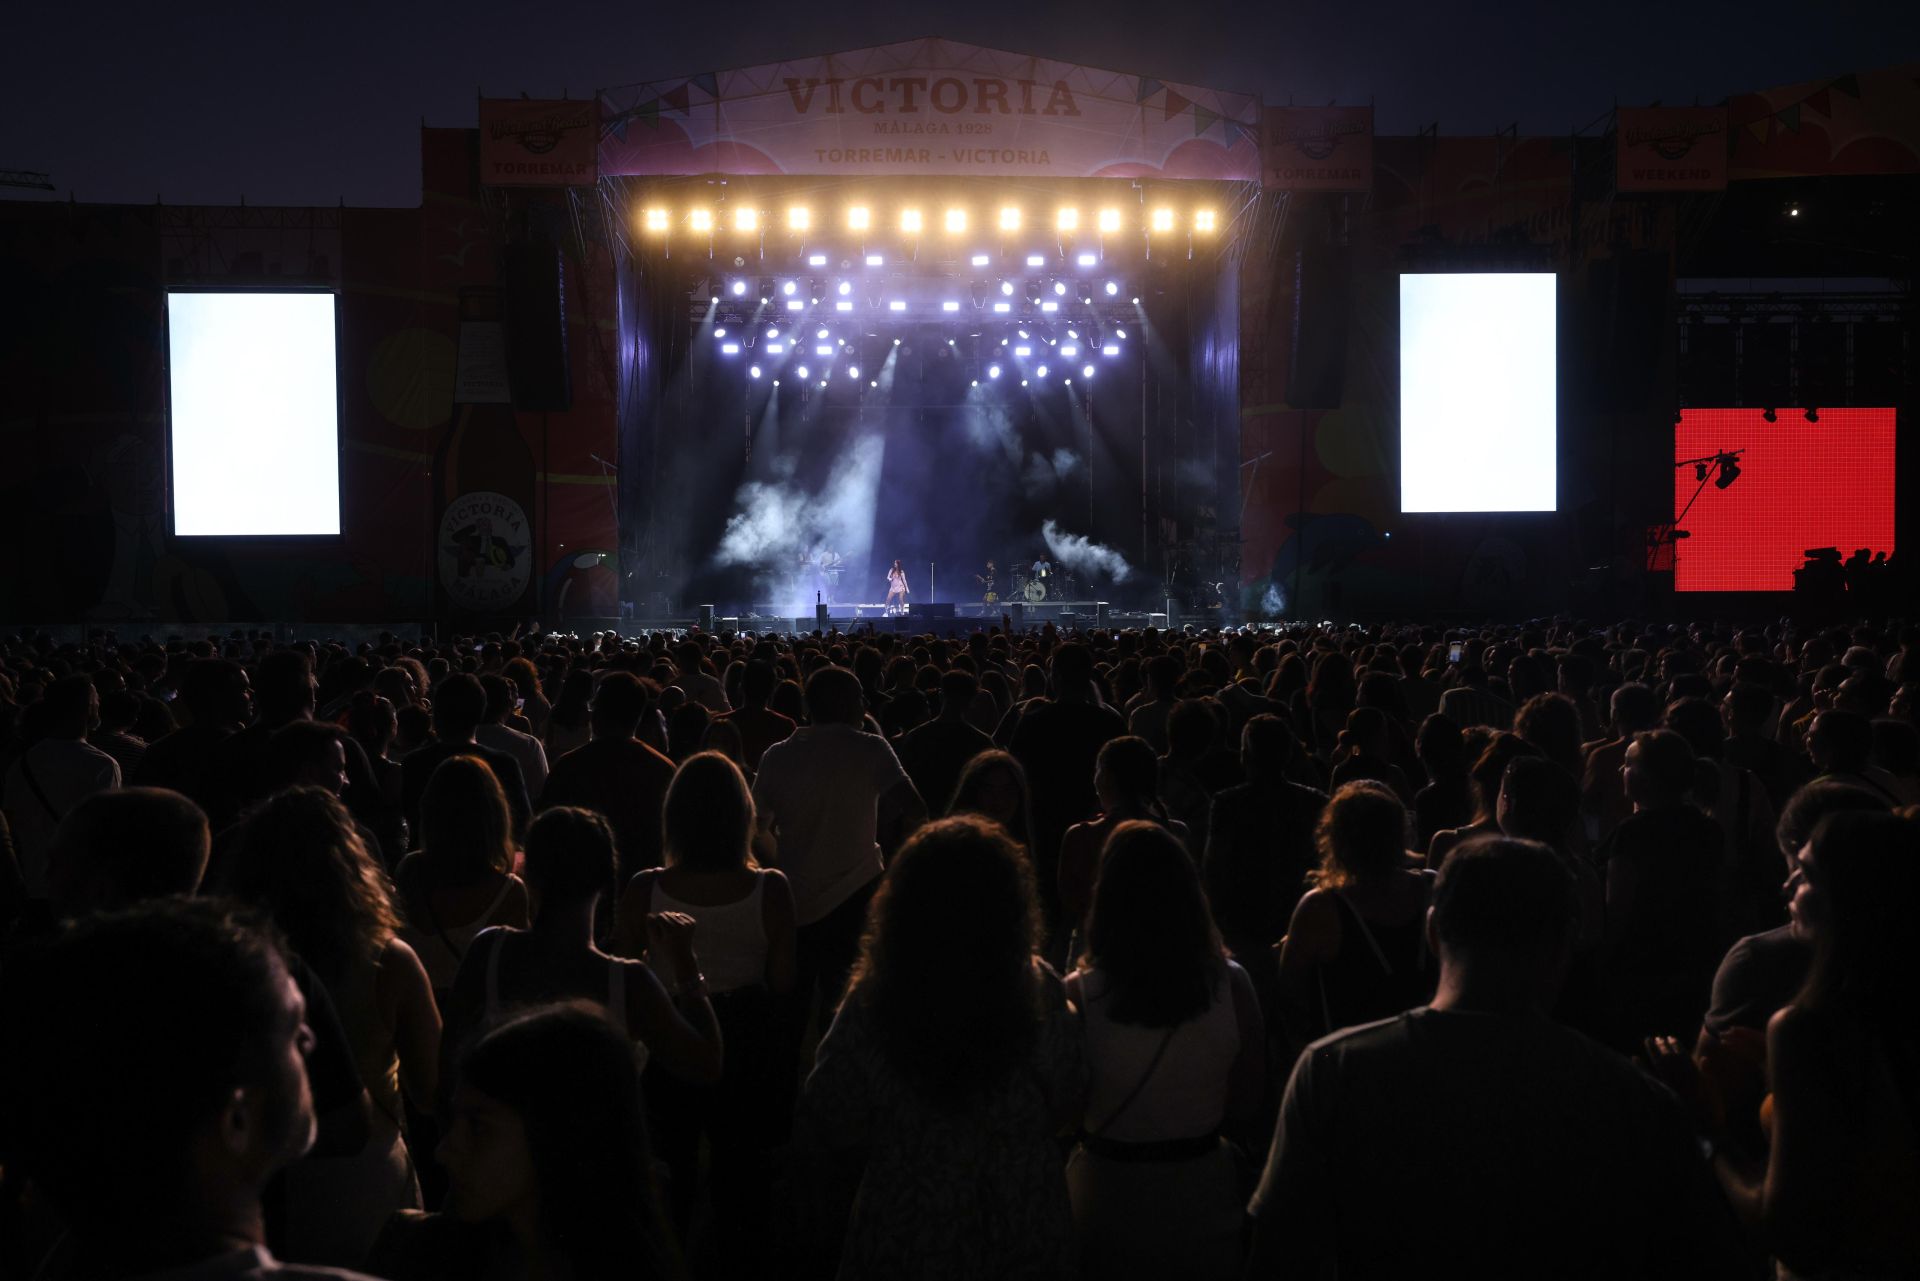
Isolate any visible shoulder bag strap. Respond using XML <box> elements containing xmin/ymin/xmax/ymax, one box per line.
<box><xmin>1088</xmin><ymin>1020</ymin><xmax>1180</xmax><ymax>1138</ymax></box>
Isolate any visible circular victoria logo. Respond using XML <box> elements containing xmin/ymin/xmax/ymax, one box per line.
<box><xmin>439</xmin><ymin>490</ymin><xmax>532</xmax><ymax>611</ymax></box>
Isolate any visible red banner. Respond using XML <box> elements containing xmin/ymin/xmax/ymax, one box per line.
<box><xmin>478</xmin><ymin>99</ymin><xmax>598</xmax><ymax>187</ymax></box>
<box><xmin>1616</xmin><ymin>107</ymin><xmax>1728</xmax><ymax>192</ymax></box>
<box><xmin>1262</xmin><ymin>106</ymin><xmax>1373</xmax><ymax>192</ymax></box>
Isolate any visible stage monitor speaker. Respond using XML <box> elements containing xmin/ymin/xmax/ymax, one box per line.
<box><xmin>908</xmin><ymin>602</ymin><xmax>955</xmax><ymax>621</ymax></box>
<box><xmin>815</xmin><ymin>601</ymin><xmax>829</xmax><ymax>631</ymax></box>
<box><xmin>696</xmin><ymin>604</ymin><xmax>715</xmax><ymax>631</ymax></box>
<box><xmin>1288</xmin><ymin>244</ymin><xmax>1352</xmax><ymax>409</ymax></box>
<box><xmin>1009</xmin><ymin>602</ymin><xmax>1025</xmax><ymax>627</ymax></box>
<box><xmin>502</xmin><ymin>243</ymin><xmax>572</xmax><ymax>412</ymax></box>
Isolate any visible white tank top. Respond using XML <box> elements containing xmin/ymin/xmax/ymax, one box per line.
<box><xmin>1077</xmin><ymin>962</ymin><xmax>1242</xmax><ymax>1143</ymax></box>
<box><xmin>648</xmin><ymin>874</ymin><xmax>770</xmax><ymax>995</ymax></box>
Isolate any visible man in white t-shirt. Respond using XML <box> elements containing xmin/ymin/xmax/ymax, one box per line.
<box><xmin>753</xmin><ymin>666</ymin><xmax>925</xmax><ymax>1021</ymax></box>
<box><xmin>3</xmin><ymin>675</ymin><xmax>121</xmax><ymax>898</ymax></box>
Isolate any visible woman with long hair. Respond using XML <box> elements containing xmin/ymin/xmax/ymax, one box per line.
<box><xmin>395</xmin><ymin>755</ymin><xmax>529</xmax><ymax>1004</ymax></box>
<box><xmin>443</xmin><ymin>806</ymin><xmax>721</xmax><ymax>1089</ymax></box>
<box><xmin>947</xmin><ymin>749</ymin><xmax>1038</xmax><ymax>858</ymax></box>
<box><xmin>224</xmin><ymin>786</ymin><xmax>440</xmax><ymax>1266</ymax></box>
<box><xmin>1066</xmin><ymin>821</ymin><xmax>1266</xmax><ymax>1281</ymax></box>
<box><xmin>368</xmin><ymin>1003</ymin><xmax>685</xmax><ymax>1281</ymax></box>
<box><xmin>503</xmin><ymin>656</ymin><xmax>550</xmax><ymax>740</ymax></box>
<box><xmin>884</xmin><ymin>558</ymin><xmax>909</xmax><ymax>616</ymax></box>
<box><xmin>1057</xmin><ymin>737</ymin><xmax>1191</xmax><ymax>943</ymax></box>
<box><xmin>798</xmin><ymin>816</ymin><xmax>1083</xmax><ymax>1280</ymax></box>
<box><xmin>1425</xmin><ymin>731</ymin><xmax>1541</xmax><ymax>868</ymax></box>
<box><xmin>1650</xmin><ymin>809</ymin><xmax>1920</xmax><ymax>1278</ymax></box>
<box><xmin>616</xmin><ymin>753</ymin><xmax>796</xmax><ymax>1275</ymax></box>
<box><xmin>1276</xmin><ymin>780</ymin><xmax>1436</xmax><ymax>1051</ymax></box>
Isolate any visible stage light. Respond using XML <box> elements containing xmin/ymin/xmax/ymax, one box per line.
<box><xmin>835</xmin><ymin>281</ymin><xmax>851</xmax><ymax>297</ymax></box>
<box><xmin>889</xmin><ymin>300</ymin><xmax>907</xmax><ymax>312</ymax></box>
<box><xmin>1015</xmin><ymin>346</ymin><xmax>1032</xmax><ymax>357</ymax></box>
<box><xmin>900</xmin><ymin>209</ymin><xmax>924</xmax><ymax>234</ymax></box>
<box><xmin>1018</xmin><ymin>329</ymin><xmax>1029</xmax><ymax>338</ymax></box>
<box><xmin>788</xmin><ymin>206</ymin><xmax>811</xmax><ymax>232</ymax></box>
<box><xmin>712</xmin><ymin>295</ymin><xmax>720</xmax><ymax>304</ymax></box>
<box><xmin>819</xmin><ymin>380</ymin><xmax>827</xmax><ymax>387</ymax></box>
<box><xmin>1194</xmin><ymin>209</ymin><xmax>1217</xmax><ymax>233</ymax></box>
<box><xmin>1040</xmin><ymin>301</ymin><xmax>1059</xmax><ymax>312</ymax></box>
<box><xmin>1082</xmin><ymin>365</ymin><xmax>1095</xmax><ymax>378</ymax></box>
<box><xmin>1131</xmin><ymin>297</ymin><xmax>1140</xmax><ymax>304</ymax></box>
<box><xmin>1026</xmin><ymin>254</ymin><xmax>1046</xmax><ymax>267</ymax></box>
<box><xmin>866</xmin><ymin>254</ymin><xmax>884</xmax><ymax>266</ymax></box>
<box><xmin>1149</xmin><ymin>208</ymin><xmax>1175</xmax><ymax>233</ymax></box>
<box><xmin>1102</xmin><ymin>343</ymin><xmax>1120</xmax><ymax>356</ymax></box>
<box><xmin>1063</xmin><ymin>378</ymin><xmax>1071</xmax><ymax>385</ymax></box>
<box><xmin>1061</xmin><ymin>345</ymin><xmax>1078</xmax><ymax>357</ymax></box>
<box><xmin>945</xmin><ymin>209</ymin><xmax>967</xmax><ymax>234</ymax></box>
<box><xmin>797</xmin><ymin>365</ymin><xmax>810</xmax><ymax>379</ymax></box>
<box><xmin>1695</xmin><ymin>462</ymin><xmax>1710</xmax><ymax>482</ymax></box>
<box><xmin>1000</xmin><ymin>281</ymin><xmax>1016</xmax><ymax>296</ymax></box>
<box><xmin>733</xmin><ymin>208</ymin><xmax>758</xmax><ymax>233</ymax></box>
<box><xmin>689</xmin><ymin>209</ymin><xmax>713</xmax><ymax>232</ymax></box>
<box><xmin>1097</xmin><ymin>208</ymin><xmax>1121</xmax><ymax>233</ymax></box>
<box><xmin>972</xmin><ymin>380</ymin><xmax>979</xmax><ymax>387</ymax></box>
<box><xmin>836</xmin><ymin>300</ymin><xmax>854</xmax><ymax>311</ymax></box>
<box><xmin>1057</xmin><ymin>207</ymin><xmax>1079</xmax><ymax>232</ymax></box>
<box><xmin>1067</xmin><ymin>329</ymin><xmax>1078</xmax><ymax>339</ymax></box>
<box><xmin>1806</xmin><ymin>407</ymin><xmax>1820</xmax><ymax>423</ymax></box>
<box><xmin>1105</xmin><ymin>281</ymin><xmax>1119</xmax><ymax>296</ymax></box>
<box><xmin>1053</xmin><ymin>281</ymin><xmax>1068</xmax><ymax>296</ymax></box>
<box><xmin>1022</xmin><ymin>379</ymin><xmax>1029</xmax><ymax>386</ymax></box>
<box><xmin>1076</xmin><ymin>252</ymin><xmax>1097</xmax><ymax>268</ymax></box>
<box><xmin>1000</xmin><ymin>207</ymin><xmax>1022</xmax><ymax>232</ymax></box>
<box><xmin>849</xmin><ymin>205</ymin><xmax>871</xmax><ymax>231</ymax></box>
<box><xmin>786</xmin><ymin>300</ymin><xmax>805</xmax><ymax>312</ymax></box>
<box><xmin>1115</xmin><ymin>328</ymin><xmax>1127</xmax><ymax>339</ymax></box>
<box><xmin>1037</xmin><ymin>365</ymin><xmax>1049</xmax><ymax>378</ymax></box>
<box><xmin>988</xmin><ymin>364</ymin><xmax>1002</xmax><ymax>378</ymax></box>
<box><xmin>767</xmin><ymin>343</ymin><xmax>785</xmax><ymax>353</ymax></box>
<box><xmin>714</xmin><ymin>328</ymin><xmax>727</xmax><ymax>339</ymax></box>
<box><xmin>643</xmin><ymin>208</ymin><xmax>670</xmax><ymax>232</ymax></box>
<box><xmin>730</xmin><ymin>279</ymin><xmax>748</xmax><ymax>296</ymax></box>
<box><xmin>942</xmin><ymin>300</ymin><xmax>961</xmax><ymax>312</ymax></box>
<box><xmin>772</xmin><ymin>379</ymin><xmax>780</xmax><ymax>386</ymax></box>
<box><xmin>837</xmin><ymin>338</ymin><xmax>846</xmax><ymax>346</ymax></box>
<box><xmin>749</xmin><ymin>365</ymin><xmax>762</xmax><ymax>378</ymax></box>
<box><xmin>1716</xmin><ymin>457</ymin><xmax>1741</xmax><ymax>488</ymax></box>
<box><xmin>767</xmin><ymin>327</ymin><xmax>779</xmax><ymax>338</ymax></box>
<box><xmin>993</xmin><ymin>302</ymin><xmax>1011</xmax><ymax>313</ymax></box>
<box><xmin>720</xmin><ymin>343</ymin><xmax>739</xmax><ymax>355</ymax></box>
<box><xmin>816</xmin><ymin>344</ymin><xmax>833</xmax><ymax>356</ymax></box>
<box><xmin>781</xmin><ymin>280</ymin><xmax>797</xmax><ymax>296</ymax></box>
<box><xmin>971</xmin><ymin>253</ymin><xmax>990</xmax><ymax>267</ymax></box>
<box><xmin>893</xmin><ymin>338</ymin><xmax>901</xmax><ymax>346</ymax></box>
<box><xmin>816</xmin><ymin>327</ymin><xmax>828</xmax><ymax>338</ymax></box>
<box><xmin>870</xmin><ymin>380</ymin><xmax>878</xmax><ymax>387</ymax></box>
<box><xmin>849</xmin><ymin>366</ymin><xmax>860</xmax><ymax>378</ymax></box>
<box><xmin>807</xmin><ymin>253</ymin><xmax>827</xmax><ymax>267</ymax></box>
<box><xmin>1763</xmin><ymin>407</ymin><xmax>1778</xmax><ymax>423</ymax></box>
<box><xmin>759</xmin><ymin>297</ymin><xmax>768</xmax><ymax>304</ymax></box>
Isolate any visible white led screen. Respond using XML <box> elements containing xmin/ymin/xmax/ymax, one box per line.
<box><xmin>1399</xmin><ymin>273</ymin><xmax>1557</xmax><ymax>513</ymax></box>
<box><xmin>167</xmin><ymin>291</ymin><xmax>341</xmax><ymax>535</ymax></box>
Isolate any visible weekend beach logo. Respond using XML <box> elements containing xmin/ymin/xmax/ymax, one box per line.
<box><xmin>489</xmin><ymin>104</ymin><xmax>596</xmax><ymax>156</ymax></box>
<box><xmin>1623</xmin><ymin>116</ymin><xmax>1724</xmax><ymax>161</ymax></box>
<box><xmin>1271</xmin><ymin>113</ymin><xmax>1370</xmax><ymax>161</ymax></box>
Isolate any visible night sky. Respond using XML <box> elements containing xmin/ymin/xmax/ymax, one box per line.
<box><xmin>3</xmin><ymin>0</ymin><xmax>1910</xmax><ymax>207</ymax></box>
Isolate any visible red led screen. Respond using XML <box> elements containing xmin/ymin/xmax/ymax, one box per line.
<box><xmin>1674</xmin><ymin>408</ymin><xmax>1896</xmax><ymax>592</ymax></box>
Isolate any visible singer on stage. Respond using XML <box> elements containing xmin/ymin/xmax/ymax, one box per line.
<box><xmin>886</xmin><ymin>559</ymin><xmax>909</xmax><ymax>615</ymax></box>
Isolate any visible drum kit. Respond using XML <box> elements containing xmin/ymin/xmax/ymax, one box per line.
<box><xmin>1010</xmin><ymin>564</ymin><xmax>1077</xmax><ymax>603</ymax></box>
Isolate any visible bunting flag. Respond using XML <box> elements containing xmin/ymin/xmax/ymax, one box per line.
<box><xmin>1747</xmin><ymin>117</ymin><xmax>1772</xmax><ymax>143</ymax></box>
<box><xmin>661</xmin><ymin>83</ymin><xmax>691</xmax><ymax>116</ymax></box>
<box><xmin>1776</xmin><ymin>103</ymin><xmax>1801</xmax><ymax>132</ymax></box>
<box><xmin>1829</xmin><ymin>73</ymin><xmax>1861</xmax><ymax>98</ymax></box>
<box><xmin>1164</xmin><ymin>89</ymin><xmax>1191</xmax><ymax>121</ymax></box>
<box><xmin>1222</xmin><ymin>119</ymin><xmax>1250</xmax><ymax>150</ymax></box>
<box><xmin>1803</xmin><ymin>87</ymin><xmax>1831</xmax><ymax>117</ymax></box>
<box><xmin>1193</xmin><ymin>104</ymin><xmax>1220</xmax><ymax>137</ymax></box>
<box><xmin>1136</xmin><ymin>77</ymin><xmax>1163</xmax><ymax>104</ymax></box>
<box><xmin>690</xmin><ymin>71</ymin><xmax>719</xmax><ymax>98</ymax></box>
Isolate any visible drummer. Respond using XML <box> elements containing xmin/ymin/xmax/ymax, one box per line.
<box><xmin>1031</xmin><ymin>555</ymin><xmax>1051</xmax><ymax>579</ymax></box>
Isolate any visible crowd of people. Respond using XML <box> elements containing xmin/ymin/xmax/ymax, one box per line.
<box><xmin>0</xmin><ymin>615</ymin><xmax>1916</xmax><ymax>1280</ymax></box>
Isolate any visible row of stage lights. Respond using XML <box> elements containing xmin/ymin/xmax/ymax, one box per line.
<box><xmin>714</xmin><ymin>272</ymin><xmax>1140</xmax><ymax>315</ymax></box>
<box><xmin>711</xmin><ymin>324</ymin><xmax>1126</xmax><ymax>391</ymax></box>
<box><xmin>641</xmin><ymin>202</ymin><xmax>1219</xmax><ymax>238</ymax></box>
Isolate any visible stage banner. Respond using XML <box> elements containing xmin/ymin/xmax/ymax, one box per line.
<box><xmin>479</xmin><ymin>99</ymin><xmax>599</xmax><ymax>186</ymax></box>
<box><xmin>598</xmin><ymin>38</ymin><xmax>1260</xmax><ymax>180</ymax></box>
<box><xmin>1262</xmin><ymin>106</ymin><xmax>1374</xmax><ymax>191</ymax></box>
<box><xmin>1616</xmin><ymin>107</ymin><xmax>1728</xmax><ymax>191</ymax></box>
<box><xmin>1728</xmin><ymin>63</ymin><xmax>1920</xmax><ymax>180</ymax></box>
